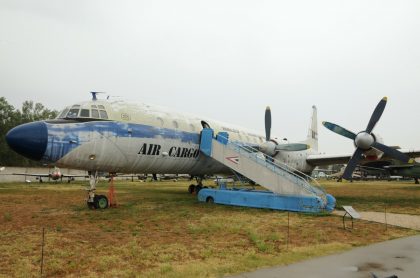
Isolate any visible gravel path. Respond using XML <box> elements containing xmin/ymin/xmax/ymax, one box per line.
<box><xmin>334</xmin><ymin>210</ymin><xmax>420</xmax><ymax>230</ymax></box>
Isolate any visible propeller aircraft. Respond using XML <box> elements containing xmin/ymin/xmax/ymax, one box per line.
<box><xmin>5</xmin><ymin>93</ymin><xmax>420</xmax><ymax>208</ymax></box>
<box><xmin>323</xmin><ymin>97</ymin><xmax>416</xmax><ymax>181</ymax></box>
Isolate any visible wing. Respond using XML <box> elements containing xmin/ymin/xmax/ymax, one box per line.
<box><xmin>61</xmin><ymin>174</ymin><xmax>89</xmax><ymax>178</ymax></box>
<box><xmin>12</xmin><ymin>173</ymin><xmax>50</xmax><ymax>177</ymax></box>
<box><xmin>307</xmin><ymin>148</ymin><xmax>420</xmax><ymax>167</ymax></box>
<box><xmin>306</xmin><ymin>153</ymin><xmax>352</xmax><ymax>166</ymax></box>
<box><xmin>390</xmin><ymin>149</ymin><xmax>420</xmax><ymax>159</ymax></box>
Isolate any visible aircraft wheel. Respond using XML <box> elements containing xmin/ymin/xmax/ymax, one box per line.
<box><xmin>94</xmin><ymin>195</ymin><xmax>109</xmax><ymax>209</ymax></box>
<box><xmin>188</xmin><ymin>184</ymin><xmax>195</xmax><ymax>194</ymax></box>
<box><xmin>206</xmin><ymin>196</ymin><xmax>214</xmax><ymax>204</ymax></box>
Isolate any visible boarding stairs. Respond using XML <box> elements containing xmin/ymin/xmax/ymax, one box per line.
<box><xmin>199</xmin><ymin>129</ymin><xmax>328</xmax><ymax>207</ymax></box>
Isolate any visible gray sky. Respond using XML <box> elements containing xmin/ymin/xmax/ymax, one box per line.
<box><xmin>1</xmin><ymin>0</ymin><xmax>420</xmax><ymax>154</ymax></box>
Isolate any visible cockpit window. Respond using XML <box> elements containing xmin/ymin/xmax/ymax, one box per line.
<box><xmin>80</xmin><ymin>109</ymin><xmax>90</xmax><ymax>117</ymax></box>
<box><xmin>99</xmin><ymin>110</ymin><xmax>108</xmax><ymax>119</ymax></box>
<box><xmin>92</xmin><ymin>109</ymin><xmax>99</xmax><ymax>118</ymax></box>
<box><xmin>58</xmin><ymin>108</ymin><xmax>69</xmax><ymax>118</ymax></box>
<box><xmin>56</xmin><ymin>104</ymin><xmax>110</xmax><ymax>121</ymax></box>
<box><xmin>66</xmin><ymin>108</ymin><xmax>80</xmax><ymax>118</ymax></box>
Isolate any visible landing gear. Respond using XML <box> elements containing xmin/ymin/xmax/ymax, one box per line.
<box><xmin>87</xmin><ymin>171</ymin><xmax>100</xmax><ymax>209</ymax></box>
<box><xmin>415</xmin><ymin>178</ymin><xmax>419</xmax><ymax>185</ymax></box>
<box><xmin>94</xmin><ymin>195</ymin><xmax>109</xmax><ymax>209</ymax></box>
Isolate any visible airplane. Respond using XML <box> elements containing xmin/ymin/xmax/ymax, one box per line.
<box><xmin>5</xmin><ymin>93</ymin><xmax>420</xmax><ymax>209</ymax></box>
<box><xmin>322</xmin><ymin>97</ymin><xmax>420</xmax><ymax>181</ymax></box>
<box><xmin>384</xmin><ymin>163</ymin><xmax>420</xmax><ymax>184</ymax></box>
<box><xmin>12</xmin><ymin>166</ymin><xmax>88</xmax><ymax>183</ymax></box>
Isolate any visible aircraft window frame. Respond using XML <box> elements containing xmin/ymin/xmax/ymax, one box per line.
<box><xmin>98</xmin><ymin>105</ymin><xmax>105</xmax><ymax>109</ymax></box>
<box><xmin>66</xmin><ymin>108</ymin><xmax>80</xmax><ymax>118</ymax></box>
<box><xmin>99</xmin><ymin>110</ymin><xmax>108</xmax><ymax>119</ymax></box>
<box><xmin>91</xmin><ymin>105</ymin><xmax>97</xmax><ymax>108</ymax></box>
<box><xmin>173</xmin><ymin>120</ymin><xmax>179</xmax><ymax>129</ymax></box>
<box><xmin>71</xmin><ymin>105</ymin><xmax>81</xmax><ymax>108</ymax></box>
<box><xmin>92</xmin><ymin>109</ymin><xmax>100</xmax><ymax>118</ymax></box>
<box><xmin>80</xmin><ymin>109</ymin><xmax>90</xmax><ymax>118</ymax></box>
<box><xmin>58</xmin><ymin>108</ymin><xmax>69</xmax><ymax>118</ymax></box>
<box><xmin>156</xmin><ymin>117</ymin><xmax>164</xmax><ymax>127</ymax></box>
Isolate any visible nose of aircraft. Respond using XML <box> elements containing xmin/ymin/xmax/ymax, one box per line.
<box><xmin>6</xmin><ymin>121</ymin><xmax>48</xmax><ymax>161</ymax></box>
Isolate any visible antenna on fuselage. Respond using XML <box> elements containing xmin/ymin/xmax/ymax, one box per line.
<box><xmin>90</xmin><ymin>92</ymin><xmax>106</xmax><ymax>101</ymax></box>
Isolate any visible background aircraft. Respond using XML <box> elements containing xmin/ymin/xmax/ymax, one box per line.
<box><xmin>322</xmin><ymin>97</ymin><xmax>418</xmax><ymax>181</ymax></box>
<box><xmin>12</xmin><ymin>166</ymin><xmax>88</xmax><ymax>183</ymax></box>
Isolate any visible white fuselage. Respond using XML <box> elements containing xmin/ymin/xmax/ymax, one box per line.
<box><xmin>21</xmin><ymin>99</ymin><xmax>319</xmax><ymax>175</ymax></box>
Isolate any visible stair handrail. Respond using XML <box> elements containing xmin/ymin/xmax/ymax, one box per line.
<box><xmin>215</xmin><ymin>133</ymin><xmax>324</xmax><ymax>197</ymax></box>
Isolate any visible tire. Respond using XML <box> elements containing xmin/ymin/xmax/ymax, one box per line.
<box><xmin>188</xmin><ymin>184</ymin><xmax>196</xmax><ymax>194</ymax></box>
<box><xmin>206</xmin><ymin>196</ymin><xmax>214</xmax><ymax>204</ymax></box>
<box><xmin>94</xmin><ymin>195</ymin><xmax>109</xmax><ymax>209</ymax></box>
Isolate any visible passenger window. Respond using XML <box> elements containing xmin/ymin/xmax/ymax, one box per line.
<box><xmin>99</xmin><ymin>110</ymin><xmax>108</xmax><ymax>119</ymax></box>
<box><xmin>80</xmin><ymin>109</ymin><xmax>90</xmax><ymax>117</ymax></box>
<box><xmin>157</xmin><ymin>117</ymin><xmax>164</xmax><ymax>126</ymax></box>
<box><xmin>66</xmin><ymin>109</ymin><xmax>80</xmax><ymax>118</ymax></box>
<box><xmin>173</xmin><ymin>121</ymin><xmax>179</xmax><ymax>129</ymax></box>
<box><xmin>92</xmin><ymin>109</ymin><xmax>99</xmax><ymax>118</ymax></box>
<box><xmin>98</xmin><ymin>105</ymin><xmax>105</xmax><ymax>109</ymax></box>
<box><xmin>91</xmin><ymin>105</ymin><xmax>97</xmax><ymax>108</ymax></box>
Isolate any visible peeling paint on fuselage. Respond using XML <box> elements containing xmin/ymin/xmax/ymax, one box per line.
<box><xmin>43</xmin><ymin>99</ymin><xmax>317</xmax><ymax>175</ymax></box>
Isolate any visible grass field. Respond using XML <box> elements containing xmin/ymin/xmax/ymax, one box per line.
<box><xmin>323</xmin><ymin>179</ymin><xmax>420</xmax><ymax>214</ymax></box>
<box><xmin>0</xmin><ymin>180</ymin><xmax>418</xmax><ymax>277</ymax></box>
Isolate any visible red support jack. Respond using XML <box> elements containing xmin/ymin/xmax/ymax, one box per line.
<box><xmin>108</xmin><ymin>175</ymin><xmax>118</xmax><ymax>208</ymax></box>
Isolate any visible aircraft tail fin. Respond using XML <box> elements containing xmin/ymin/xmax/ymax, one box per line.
<box><xmin>305</xmin><ymin>106</ymin><xmax>318</xmax><ymax>151</ymax></box>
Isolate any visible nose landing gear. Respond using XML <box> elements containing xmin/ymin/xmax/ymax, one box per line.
<box><xmin>86</xmin><ymin>171</ymin><xmax>109</xmax><ymax>209</ymax></box>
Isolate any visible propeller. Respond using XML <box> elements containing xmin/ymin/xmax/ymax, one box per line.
<box><xmin>323</xmin><ymin>97</ymin><xmax>412</xmax><ymax>180</ymax></box>
<box><xmin>265</xmin><ymin>106</ymin><xmax>271</xmax><ymax>142</ymax></box>
<box><xmin>259</xmin><ymin>106</ymin><xmax>309</xmax><ymax>156</ymax></box>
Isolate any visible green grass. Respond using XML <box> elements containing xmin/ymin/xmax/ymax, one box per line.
<box><xmin>0</xmin><ymin>180</ymin><xmax>418</xmax><ymax>277</ymax></box>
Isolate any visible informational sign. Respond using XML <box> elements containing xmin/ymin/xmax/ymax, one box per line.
<box><xmin>343</xmin><ymin>206</ymin><xmax>360</xmax><ymax>219</ymax></box>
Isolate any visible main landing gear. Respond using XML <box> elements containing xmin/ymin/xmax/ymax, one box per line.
<box><xmin>188</xmin><ymin>176</ymin><xmax>207</xmax><ymax>194</ymax></box>
<box><xmin>86</xmin><ymin>171</ymin><xmax>109</xmax><ymax>209</ymax></box>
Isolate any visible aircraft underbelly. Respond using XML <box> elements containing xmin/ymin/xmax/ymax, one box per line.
<box><xmin>56</xmin><ymin>136</ymin><xmax>228</xmax><ymax>175</ymax></box>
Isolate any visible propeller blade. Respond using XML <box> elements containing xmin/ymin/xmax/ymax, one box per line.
<box><xmin>342</xmin><ymin>148</ymin><xmax>364</xmax><ymax>180</ymax></box>
<box><xmin>275</xmin><ymin>143</ymin><xmax>310</xmax><ymax>152</ymax></box>
<box><xmin>372</xmin><ymin>142</ymin><xmax>412</xmax><ymax>163</ymax></box>
<box><xmin>322</xmin><ymin>122</ymin><xmax>356</xmax><ymax>140</ymax></box>
<box><xmin>366</xmin><ymin>97</ymin><xmax>387</xmax><ymax>133</ymax></box>
<box><xmin>265</xmin><ymin>106</ymin><xmax>271</xmax><ymax>141</ymax></box>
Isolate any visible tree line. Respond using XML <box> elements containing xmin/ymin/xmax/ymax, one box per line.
<box><xmin>0</xmin><ymin>97</ymin><xmax>58</xmax><ymax>166</ymax></box>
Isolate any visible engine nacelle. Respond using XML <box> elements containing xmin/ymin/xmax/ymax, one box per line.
<box><xmin>259</xmin><ymin>140</ymin><xmax>277</xmax><ymax>157</ymax></box>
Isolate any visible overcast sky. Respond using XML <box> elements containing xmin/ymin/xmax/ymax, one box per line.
<box><xmin>1</xmin><ymin>0</ymin><xmax>419</xmax><ymax>154</ymax></box>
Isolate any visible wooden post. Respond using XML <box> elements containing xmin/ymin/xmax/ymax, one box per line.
<box><xmin>40</xmin><ymin>228</ymin><xmax>45</xmax><ymax>277</ymax></box>
<box><xmin>287</xmin><ymin>212</ymin><xmax>290</xmax><ymax>251</ymax></box>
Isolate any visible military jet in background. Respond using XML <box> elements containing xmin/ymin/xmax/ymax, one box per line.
<box><xmin>385</xmin><ymin>163</ymin><xmax>420</xmax><ymax>184</ymax></box>
<box><xmin>12</xmin><ymin>166</ymin><xmax>88</xmax><ymax>183</ymax></box>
